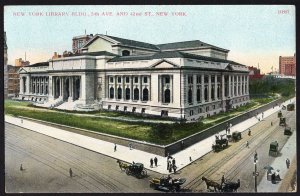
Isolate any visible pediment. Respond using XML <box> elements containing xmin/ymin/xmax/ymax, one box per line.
<box><xmin>225</xmin><ymin>64</ymin><xmax>234</xmax><ymax>71</ymax></box>
<box><xmin>18</xmin><ymin>67</ymin><xmax>28</xmax><ymax>74</ymax></box>
<box><xmin>150</xmin><ymin>59</ymin><xmax>179</xmax><ymax>68</ymax></box>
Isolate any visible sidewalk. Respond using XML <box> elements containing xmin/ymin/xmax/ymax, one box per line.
<box><xmin>5</xmin><ymin>97</ymin><xmax>295</xmax><ymax>175</ymax></box>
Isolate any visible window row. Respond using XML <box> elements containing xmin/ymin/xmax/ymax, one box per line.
<box><xmin>109</xmin><ymin>87</ymin><xmax>149</xmax><ymax>101</ymax></box>
<box><xmin>188</xmin><ymin>86</ymin><xmax>221</xmax><ymax>104</ymax></box>
<box><xmin>109</xmin><ymin>76</ymin><xmax>149</xmax><ymax>84</ymax></box>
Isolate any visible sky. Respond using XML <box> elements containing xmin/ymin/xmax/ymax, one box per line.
<box><xmin>4</xmin><ymin>5</ymin><xmax>295</xmax><ymax>74</ymax></box>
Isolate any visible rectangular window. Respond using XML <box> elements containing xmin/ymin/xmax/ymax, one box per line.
<box><xmin>204</xmin><ymin>76</ymin><xmax>209</xmax><ymax>83</ymax></box>
<box><xmin>125</xmin><ymin>77</ymin><xmax>130</xmax><ymax>83</ymax></box>
<box><xmin>141</xmin><ymin>108</ymin><xmax>145</xmax><ymax>113</ymax></box>
<box><xmin>132</xmin><ymin>107</ymin><xmax>136</xmax><ymax>113</ymax></box>
<box><xmin>134</xmin><ymin>77</ymin><xmax>138</xmax><ymax>83</ymax></box>
<box><xmin>116</xmin><ymin>105</ymin><xmax>119</xmax><ymax>110</ymax></box>
<box><xmin>110</xmin><ymin>77</ymin><xmax>114</xmax><ymax>83</ymax></box>
<box><xmin>124</xmin><ymin>106</ymin><xmax>127</xmax><ymax>111</ymax></box>
<box><xmin>188</xmin><ymin>76</ymin><xmax>193</xmax><ymax>84</ymax></box>
<box><xmin>197</xmin><ymin>75</ymin><xmax>201</xmax><ymax>83</ymax></box>
<box><xmin>213</xmin><ymin>105</ymin><xmax>215</xmax><ymax>109</ymax></box>
<box><xmin>143</xmin><ymin>76</ymin><xmax>148</xmax><ymax>83</ymax></box>
<box><xmin>165</xmin><ymin>77</ymin><xmax>170</xmax><ymax>84</ymax></box>
<box><xmin>108</xmin><ymin>105</ymin><xmax>111</xmax><ymax>110</ymax></box>
<box><xmin>117</xmin><ymin>77</ymin><xmax>121</xmax><ymax>83</ymax></box>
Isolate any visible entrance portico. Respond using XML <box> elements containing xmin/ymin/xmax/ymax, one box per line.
<box><xmin>52</xmin><ymin>76</ymin><xmax>81</xmax><ymax>102</ymax></box>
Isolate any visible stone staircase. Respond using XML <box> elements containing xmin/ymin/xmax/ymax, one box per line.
<box><xmin>56</xmin><ymin>100</ymin><xmax>83</xmax><ymax>111</ymax></box>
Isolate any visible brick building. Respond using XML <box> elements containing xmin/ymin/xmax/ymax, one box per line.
<box><xmin>72</xmin><ymin>34</ymin><xmax>94</xmax><ymax>54</ymax></box>
<box><xmin>248</xmin><ymin>66</ymin><xmax>264</xmax><ymax>80</ymax></box>
<box><xmin>279</xmin><ymin>54</ymin><xmax>296</xmax><ymax>76</ymax></box>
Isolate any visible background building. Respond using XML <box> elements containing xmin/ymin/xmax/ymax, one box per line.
<box><xmin>15</xmin><ymin>58</ymin><xmax>30</xmax><ymax>67</ymax></box>
<box><xmin>72</xmin><ymin>33</ymin><xmax>94</xmax><ymax>54</ymax></box>
<box><xmin>248</xmin><ymin>66</ymin><xmax>265</xmax><ymax>80</ymax></box>
<box><xmin>279</xmin><ymin>54</ymin><xmax>296</xmax><ymax>76</ymax></box>
<box><xmin>7</xmin><ymin>65</ymin><xmax>20</xmax><ymax>97</ymax></box>
<box><xmin>4</xmin><ymin>32</ymin><xmax>9</xmax><ymax>98</ymax></box>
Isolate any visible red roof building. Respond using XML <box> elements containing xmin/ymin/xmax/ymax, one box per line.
<box><xmin>248</xmin><ymin>66</ymin><xmax>265</xmax><ymax>80</ymax></box>
<box><xmin>279</xmin><ymin>54</ymin><xmax>296</xmax><ymax>76</ymax></box>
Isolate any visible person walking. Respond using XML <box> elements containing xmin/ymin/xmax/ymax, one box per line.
<box><xmin>286</xmin><ymin>158</ymin><xmax>290</xmax><ymax>169</ymax></box>
<box><xmin>246</xmin><ymin>141</ymin><xmax>249</xmax><ymax>148</ymax></box>
<box><xmin>262</xmin><ymin>112</ymin><xmax>264</xmax><ymax>119</ymax></box>
<box><xmin>150</xmin><ymin>158</ymin><xmax>154</xmax><ymax>168</ymax></box>
<box><xmin>114</xmin><ymin>143</ymin><xmax>117</xmax><ymax>152</ymax></box>
<box><xmin>248</xmin><ymin>129</ymin><xmax>251</xmax><ymax>136</ymax></box>
<box><xmin>172</xmin><ymin>158</ymin><xmax>176</xmax><ymax>166</ymax></box>
<box><xmin>129</xmin><ymin>143</ymin><xmax>132</xmax><ymax>150</ymax></box>
<box><xmin>167</xmin><ymin>160</ymin><xmax>170</xmax><ymax>170</ymax></box>
<box><xmin>173</xmin><ymin>164</ymin><xmax>177</xmax><ymax>174</ymax></box>
<box><xmin>69</xmin><ymin>168</ymin><xmax>73</xmax><ymax>178</ymax></box>
<box><xmin>169</xmin><ymin>163</ymin><xmax>173</xmax><ymax>173</ymax></box>
<box><xmin>221</xmin><ymin>175</ymin><xmax>225</xmax><ymax>185</ymax></box>
<box><xmin>20</xmin><ymin>164</ymin><xmax>23</xmax><ymax>171</ymax></box>
<box><xmin>189</xmin><ymin>156</ymin><xmax>192</xmax><ymax>162</ymax></box>
<box><xmin>154</xmin><ymin>157</ymin><xmax>158</xmax><ymax>167</ymax></box>
<box><xmin>271</xmin><ymin>121</ymin><xmax>273</xmax><ymax>126</ymax></box>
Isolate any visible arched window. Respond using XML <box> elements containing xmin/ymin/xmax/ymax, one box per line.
<box><xmin>109</xmin><ymin>87</ymin><xmax>114</xmax><ymax>99</ymax></box>
<box><xmin>188</xmin><ymin>88</ymin><xmax>193</xmax><ymax>104</ymax></box>
<box><xmin>164</xmin><ymin>89</ymin><xmax>170</xmax><ymax>103</ymax></box>
<box><xmin>204</xmin><ymin>87</ymin><xmax>208</xmax><ymax>101</ymax></box>
<box><xmin>117</xmin><ymin>87</ymin><xmax>122</xmax><ymax>99</ymax></box>
<box><xmin>143</xmin><ymin>88</ymin><xmax>149</xmax><ymax>101</ymax></box>
<box><xmin>122</xmin><ymin>50</ymin><xmax>130</xmax><ymax>56</ymax></box>
<box><xmin>133</xmin><ymin>88</ymin><xmax>139</xmax><ymax>100</ymax></box>
<box><xmin>125</xmin><ymin>88</ymin><xmax>130</xmax><ymax>100</ymax></box>
<box><xmin>197</xmin><ymin>88</ymin><xmax>201</xmax><ymax>102</ymax></box>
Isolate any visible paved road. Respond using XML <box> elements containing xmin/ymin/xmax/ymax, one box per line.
<box><xmin>179</xmin><ymin>106</ymin><xmax>296</xmax><ymax>192</ymax></box>
<box><xmin>5</xmin><ymin>123</ymin><xmax>160</xmax><ymax>193</ymax></box>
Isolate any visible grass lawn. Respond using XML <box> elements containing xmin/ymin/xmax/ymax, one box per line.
<box><xmin>4</xmin><ymin>97</ymin><xmax>278</xmax><ymax>145</ymax></box>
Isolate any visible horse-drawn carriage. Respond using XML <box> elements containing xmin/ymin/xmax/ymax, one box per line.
<box><xmin>277</xmin><ymin>111</ymin><xmax>282</xmax><ymax>118</ymax></box>
<box><xmin>284</xmin><ymin>126</ymin><xmax>292</xmax><ymax>135</ymax></box>
<box><xmin>201</xmin><ymin>176</ymin><xmax>240</xmax><ymax>192</ymax></box>
<box><xmin>149</xmin><ymin>175</ymin><xmax>186</xmax><ymax>192</ymax></box>
<box><xmin>117</xmin><ymin>160</ymin><xmax>147</xmax><ymax>178</ymax></box>
<box><xmin>212</xmin><ymin>134</ymin><xmax>229</xmax><ymax>152</ymax></box>
<box><xmin>279</xmin><ymin>117</ymin><xmax>286</xmax><ymax>126</ymax></box>
<box><xmin>287</xmin><ymin>103</ymin><xmax>295</xmax><ymax>111</ymax></box>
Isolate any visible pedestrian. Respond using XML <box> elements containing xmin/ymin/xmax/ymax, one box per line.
<box><xmin>20</xmin><ymin>164</ymin><xmax>23</xmax><ymax>171</ymax></box>
<box><xmin>173</xmin><ymin>164</ymin><xmax>177</xmax><ymax>174</ymax></box>
<box><xmin>248</xmin><ymin>129</ymin><xmax>251</xmax><ymax>136</ymax></box>
<box><xmin>172</xmin><ymin>158</ymin><xmax>176</xmax><ymax>166</ymax></box>
<box><xmin>286</xmin><ymin>158</ymin><xmax>290</xmax><ymax>169</ymax></box>
<box><xmin>254</xmin><ymin>151</ymin><xmax>258</xmax><ymax>161</ymax></box>
<box><xmin>189</xmin><ymin>156</ymin><xmax>192</xmax><ymax>162</ymax></box>
<box><xmin>150</xmin><ymin>158</ymin><xmax>153</xmax><ymax>168</ymax></box>
<box><xmin>154</xmin><ymin>157</ymin><xmax>158</xmax><ymax>167</ymax></box>
<box><xmin>258</xmin><ymin>117</ymin><xmax>261</xmax><ymax>121</ymax></box>
<box><xmin>262</xmin><ymin>112</ymin><xmax>264</xmax><ymax>119</ymax></box>
<box><xmin>21</xmin><ymin>119</ymin><xmax>23</xmax><ymax>124</ymax></box>
<box><xmin>167</xmin><ymin>160</ymin><xmax>170</xmax><ymax>170</ymax></box>
<box><xmin>221</xmin><ymin>175</ymin><xmax>225</xmax><ymax>185</ymax></box>
<box><xmin>228</xmin><ymin>128</ymin><xmax>230</xmax><ymax>134</ymax></box>
<box><xmin>169</xmin><ymin>163</ymin><xmax>173</xmax><ymax>173</ymax></box>
<box><xmin>69</xmin><ymin>168</ymin><xmax>73</xmax><ymax>178</ymax></box>
<box><xmin>246</xmin><ymin>141</ymin><xmax>249</xmax><ymax>148</ymax></box>
<box><xmin>114</xmin><ymin>143</ymin><xmax>117</xmax><ymax>152</ymax></box>
<box><xmin>271</xmin><ymin>121</ymin><xmax>273</xmax><ymax>126</ymax></box>
<box><xmin>181</xmin><ymin>141</ymin><xmax>184</xmax><ymax>150</ymax></box>
<box><xmin>129</xmin><ymin>143</ymin><xmax>132</xmax><ymax>150</ymax></box>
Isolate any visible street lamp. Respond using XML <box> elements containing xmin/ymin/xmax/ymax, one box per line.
<box><xmin>253</xmin><ymin>151</ymin><xmax>258</xmax><ymax>192</ymax></box>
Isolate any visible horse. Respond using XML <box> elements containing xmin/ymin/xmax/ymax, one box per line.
<box><xmin>222</xmin><ymin>179</ymin><xmax>240</xmax><ymax>192</ymax></box>
<box><xmin>116</xmin><ymin>160</ymin><xmax>128</xmax><ymax>171</ymax></box>
<box><xmin>201</xmin><ymin>176</ymin><xmax>222</xmax><ymax>192</ymax></box>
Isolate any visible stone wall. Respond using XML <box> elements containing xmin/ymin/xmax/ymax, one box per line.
<box><xmin>22</xmin><ymin>98</ymin><xmax>284</xmax><ymax>157</ymax></box>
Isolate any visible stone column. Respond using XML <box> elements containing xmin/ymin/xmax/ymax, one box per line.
<box><xmin>20</xmin><ymin>77</ymin><xmax>24</xmax><ymax>94</ymax></box>
<box><xmin>68</xmin><ymin>77</ymin><xmax>73</xmax><ymax>101</ymax></box>
<box><xmin>193</xmin><ymin>75</ymin><xmax>197</xmax><ymax>104</ymax></box>
<box><xmin>201</xmin><ymin>74</ymin><xmax>205</xmax><ymax>102</ymax></box>
<box><xmin>243</xmin><ymin>75</ymin><xmax>246</xmax><ymax>95</ymax></box>
<box><xmin>239</xmin><ymin>75</ymin><xmax>242</xmax><ymax>96</ymax></box>
<box><xmin>140</xmin><ymin>75</ymin><xmax>143</xmax><ymax>101</ymax></box>
<box><xmin>246</xmin><ymin>75</ymin><xmax>249</xmax><ymax>94</ymax></box>
<box><xmin>228</xmin><ymin>75</ymin><xmax>231</xmax><ymax>98</ymax></box>
<box><xmin>26</xmin><ymin>75</ymin><xmax>30</xmax><ymax>94</ymax></box>
<box><xmin>222</xmin><ymin>74</ymin><xmax>225</xmax><ymax>99</ymax></box>
<box><xmin>214</xmin><ymin>75</ymin><xmax>218</xmax><ymax>100</ymax></box>
<box><xmin>208</xmin><ymin>75</ymin><xmax>212</xmax><ymax>102</ymax></box>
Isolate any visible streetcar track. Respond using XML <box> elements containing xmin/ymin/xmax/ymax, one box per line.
<box><xmin>182</xmin><ymin>110</ymin><xmax>293</xmax><ymax>192</ymax></box>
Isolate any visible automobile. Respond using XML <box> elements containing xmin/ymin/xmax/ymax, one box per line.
<box><xmin>284</xmin><ymin>126</ymin><xmax>292</xmax><ymax>135</ymax></box>
<box><xmin>269</xmin><ymin>141</ymin><xmax>279</xmax><ymax>156</ymax></box>
<box><xmin>287</xmin><ymin>104</ymin><xmax>295</xmax><ymax>111</ymax></box>
<box><xmin>279</xmin><ymin>117</ymin><xmax>286</xmax><ymax>126</ymax></box>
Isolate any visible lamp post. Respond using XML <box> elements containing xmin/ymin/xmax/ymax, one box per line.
<box><xmin>253</xmin><ymin>151</ymin><xmax>258</xmax><ymax>192</ymax></box>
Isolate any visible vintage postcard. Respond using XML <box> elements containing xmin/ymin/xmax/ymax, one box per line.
<box><xmin>4</xmin><ymin>5</ymin><xmax>296</xmax><ymax>193</ymax></box>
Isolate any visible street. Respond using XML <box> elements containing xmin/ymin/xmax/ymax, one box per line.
<box><xmin>5</xmin><ymin>104</ymin><xmax>296</xmax><ymax>193</ymax></box>
<box><xmin>5</xmin><ymin>123</ymin><xmax>159</xmax><ymax>193</ymax></box>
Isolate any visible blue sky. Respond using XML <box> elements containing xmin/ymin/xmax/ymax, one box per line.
<box><xmin>4</xmin><ymin>5</ymin><xmax>295</xmax><ymax>74</ymax></box>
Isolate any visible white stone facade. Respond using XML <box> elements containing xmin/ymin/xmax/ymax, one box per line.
<box><xmin>18</xmin><ymin>34</ymin><xmax>250</xmax><ymax>121</ymax></box>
